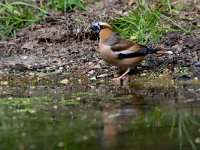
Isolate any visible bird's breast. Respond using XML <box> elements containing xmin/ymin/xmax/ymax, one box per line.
<box><xmin>99</xmin><ymin>44</ymin><xmax>117</xmax><ymax>63</ymax></box>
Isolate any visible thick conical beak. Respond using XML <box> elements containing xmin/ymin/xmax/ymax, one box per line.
<box><xmin>90</xmin><ymin>22</ymin><xmax>100</xmax><ymax>33</ymax></box>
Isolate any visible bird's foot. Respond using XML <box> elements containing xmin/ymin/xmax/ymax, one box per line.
<box><xmin>114</xmin><ymin>69</ymin><xmax>127</xmax><ymax>78</ymax></box>
<box><xmin>112</xmin><ymin>75</ymin><xmax>130</xmax><ymax>86</ymax></box>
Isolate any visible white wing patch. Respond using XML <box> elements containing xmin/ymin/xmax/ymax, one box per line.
<box><xmin>115</xmin><ymin>50</ymin><xmax>134</xmax><ymax>55</ymax></box>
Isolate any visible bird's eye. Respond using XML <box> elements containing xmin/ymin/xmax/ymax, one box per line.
<box><xmin>100</xmin><ymin>25</ymin><xmax>107</xmax><ymax>29</ymax></box>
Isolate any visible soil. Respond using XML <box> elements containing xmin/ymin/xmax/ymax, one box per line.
<box><xmin>0</xmin><ymin>2</ymin><xmax>199</xmax><ymax>81</ymax></box>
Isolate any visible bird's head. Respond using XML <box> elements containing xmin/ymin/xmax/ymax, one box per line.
<box><xmin>90</xmin><ymin>22</ymin><xmax>115</xmax><ymax>42</ymax></box>
<box><xmin>90</xmin><ymin>22</ymin><xmax>114</xmax><ymax>33</ymax></box>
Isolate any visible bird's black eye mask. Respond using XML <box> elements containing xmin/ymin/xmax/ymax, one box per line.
<box><xmin>90</xmin><ymin>23</ymin><xmax>107</xmax><ymax>33</ymax></box>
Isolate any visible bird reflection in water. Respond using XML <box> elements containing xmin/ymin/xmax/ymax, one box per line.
<box><xmin>101</xmin><ymin>93</ymin><xmax>146</xmax><ymax>149</ymax></box>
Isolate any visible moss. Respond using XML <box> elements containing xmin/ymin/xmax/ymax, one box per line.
<box><xmin>130</xmin><ymin>69</ymin><xmax>179</xmax><ymax>89</ymax></box>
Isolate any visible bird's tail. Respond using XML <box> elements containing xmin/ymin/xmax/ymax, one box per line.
<box><xmin>147</xmin><ymin>48</ymin><xmax>173</xmax><ymax>55</ymax></box>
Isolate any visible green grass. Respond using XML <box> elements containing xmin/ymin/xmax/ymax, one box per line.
<box><xmin>46</xmin><ymin>0</ymin><xmax>86</xmax><ymax>12</ymax></box>
<box><xmin>0</xmin><ymin>1</ymin><xmax>47</xmax><ymax>39</ymax></box>
<box><xmin>0</xmin><ymin>0</ymin><xmax>85</xmax><ymax>40</ymax></box>
<box><xmin>112</xmin><ymin>0</ymin><xmax>189</xmax><ymax>45</ymax></box>
<box><xmin>113</xmin><ymin>9</ymin><xmax>173</xmax><ymax>45</ymax></box>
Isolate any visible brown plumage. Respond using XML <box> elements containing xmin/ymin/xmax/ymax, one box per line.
<box><xmin>90</xmin><ymin>22</ymin><xmax>172</xmax><ymax>80</ymax></box>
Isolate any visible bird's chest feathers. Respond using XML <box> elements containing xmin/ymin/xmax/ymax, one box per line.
<box><xmin>99</xmin><ymin>44</ymin><xmax>117</xmax><ymax>63</ymax></box>
<box><xmin>98</xmin><ymin>33</ymin><xmax>118</xmax><ymax>63</ymax></box>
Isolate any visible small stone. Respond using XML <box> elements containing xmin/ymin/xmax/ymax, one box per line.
<box><xmin>8</xmin><ymin>97</ymin><xmax>13</xmax><ymax>100</ymax></box>
<box><xmin>76</xmin><ymin>97</ymin><xmax>81</xmax><ymax>100</ymax></box>
<box><xmin>93</xmin><ymin>64</ymin><xmax>101</xmax><ymax>69</ymax></box>
<box><xmin>140</xmin><ymin>73</ymin><xmax>146</xmax><ymax>76</ymax></box>
<box><xmin>78</xmin><ymin>79</ymin><xmax>82</xmax><ymax>84</ymax></box>
<box><xmin>195</xmin><ymin>137</ymin><xmax>200</xmax><ymax>144</ymax></box>
<box><xmin>88</xmin><ymin>62</ymin><xmax>93</xmax><ymax>65</ymax></box>
<box><xmin>99</xmin><ymin>60</ymin><xmax>105</xmax><ymax>65</ymax></box>
<box><xmin>88</xmin><ymin>70</ymin><xmax>95</xmax><ymax>75</ymax></box>
<box><xmin>21</xmin><ymin>132</ymin><xmax>26</xmax><ymax>137</ymax></box>
<box><xmin>0</xmin><ymin>81</ymin><xmax>8</xmax><ymax>86</ymax></box>
<box><xmin>53</xmin><ymin>105</ymin><xmax>58</xmax><ymax>109</ymax></box>
<box><xmin>21</xmin><ymin>56</ymin><xmax>28</xmax><ymax>60</ymax></box>
<box><xmin>60</xmin><ymin>79</ymin><xmax>69</xmax><ymax>85</ymax></box>
<box><xmin>58</xmin><ymin>141</ymin><xmax>64</xmax><ymax>147</ymax></box>
<box><xmin>29</xmin><ymin>86</ymin><xmax>36</xmax><ymax>89</ymax></box>
<box><xmin>59</xmin><ymin>66</ymin><xmax>64</xmax><ymax>70</ymax></box>
<box><xmin>194</xmin><ymin>61</ymin><xmax>200</xmax><ymax>67</ymax></box>
<box><xmin>122</xmin><ymin>12</ymin><xmax>129</xmax><ymax>16</ymax></box>
<box><xmin>90</xmin><ymin>77</ymin><xmax>97</xmax><ymax>80</ymax></box>
<box><xmin>27</xmin><ymin>72</ymin><xmax>35</xmax><ymax>77</ymax></box>
<box><xmin>97</xmin><ymin>74</ymin><xmax>108</xmax><ymax>78</ymax></box>
<box><xmin>82</xmin><ymin>135</ymin><xmax>89</xmax><ymax>140</ymax></box>
<box><xmin>115</xmin><ymin>10</ymin><xmax>123</xmax><ymax>15</ymax></box>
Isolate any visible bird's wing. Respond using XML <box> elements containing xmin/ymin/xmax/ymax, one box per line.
<box><xmin>110</xmin><ymin>38</ymin><xmax>135</xmax><ymax>51</ymax></box>
<box><xmin>115</xmin><ymin>45</ymin><xmax>149</xmax><ymax>59</ymax></box>
<box><xmin>116</xmin><ymin>49</ymin><xmax>147</xmax><ymax>59</ymax></box>
<box><xmin>110</xmin><ymin>38</ymin><xmax>149</xmax><ymax>59</ymax></box>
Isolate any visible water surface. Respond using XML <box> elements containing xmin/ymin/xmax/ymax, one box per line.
<box><xmin>0</xmin><ymin>76</ymin><xmax>200</xmax><ymax>150</ymax></box>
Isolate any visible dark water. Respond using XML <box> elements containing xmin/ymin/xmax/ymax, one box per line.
<box><xmin>0</xmin><ymin>77</ymin><xmax>200</xmax><ymax>150</ymax></box>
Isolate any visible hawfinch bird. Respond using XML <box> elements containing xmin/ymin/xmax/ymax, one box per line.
<box><xmin>90</xmin><ymin>22</ymin><xmax>172</xmax><ymax>80</ymax></box>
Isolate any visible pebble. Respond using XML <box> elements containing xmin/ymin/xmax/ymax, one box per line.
<box><xmin>194</xmin><ymin>61</ymin><xmax>200</xmax><ymax>67</ymax></box>
<box><xmin>60</xmin><ymin>79</ymin><xmax>69</xmax><ymax>85</ymax></box>
<box><xmin>90</xmin><ymin>77</ymin><xmax>97</xmax><ymax>80</ymax></box>
<box><xmin>93</xmin><ymin>64</ymin><xmax>101</xmax><ymax>69</ymax></box>
<box><xmin>140</xmin><ymin>73</ymin><xmax>147</xmax><ymax>76</ymax></box>
<box><xmin>27</xmin><ymin>72</ymin><xmax>35</xmax><ymax>77</ymax></box>
<box><xmin>82</xmin><ymin>135</ymin><xmax>89</xmax><ymax>141</ymax></box>
<box><xmin>0</xmin><ymin>81</ymin><xmax>8</xmax><ymax>86</ymax></box>
<box><xmin>53</xmin><ymin>105</ymin><xmax>58</xmax><ymax>109</ymax></box>
<box><xmin>21</xmin><ymin>56</ymin><xmax>28</xmax><ymax>60</ymax></box>
<box><xmin>88</xmin><ymin>70</ymin><xmax>95</xmax><ymax>75</ymax></box>
<box><xmin>97</xmin><ymin>74</ymin><xmax>108</xmax><ymax>78</ymax></box>
<box><xmin>59</xmin><ymin>66</ymin><xmax>64</xmax><ymax>70</ymax></box>
<box><xmin>195</xmin><ymin>137</ymin><xmax>200</xmax><ymax>144</ymax></box>
<box><xmin>57</xmin><ymin>141</ymin><xmax>64</xmax><ymax>147</ymax></box>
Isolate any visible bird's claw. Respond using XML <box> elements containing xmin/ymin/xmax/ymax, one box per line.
<box><xmin>112</xmin><ymin>75</ymin><xmax>130</xmax><ymax>86</ymax></box>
